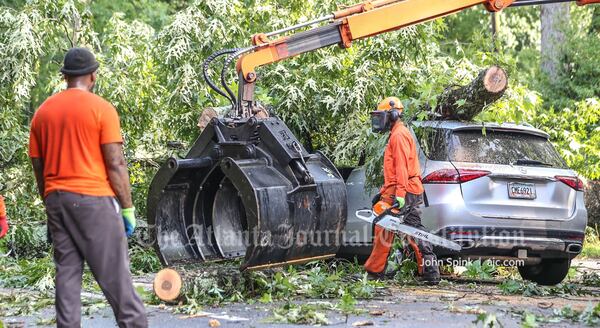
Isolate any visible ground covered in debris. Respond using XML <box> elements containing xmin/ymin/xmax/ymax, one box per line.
<box><xmin>2</xmin><ymin>258</ymin><xmax>600</xmax><ymax>327</ymax></box>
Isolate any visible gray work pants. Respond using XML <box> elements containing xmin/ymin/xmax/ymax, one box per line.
<box><xmin>45</xmin><ymin>191</ymin><xmax>147</xmax><ymax>328</ymax></box>
<box><xmin>403</xmin><ymin>193</ymin><xmax>434</xmax><ymax>257</ymax></box>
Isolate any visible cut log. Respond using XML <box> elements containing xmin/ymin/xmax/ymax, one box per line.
<box><xmin>153</xmin><ymin>268</ymin><xmax>183</xmax><ymax>302</ymax></box>
<box><xmin>435</xmin><ymin>66</ymin><xmax>508</xmax><ymax>121</ymax></box>
<box><xmin>153</xmin><ymin>265</ymin><xmax>248</xmax><ymax>303</ymax></box>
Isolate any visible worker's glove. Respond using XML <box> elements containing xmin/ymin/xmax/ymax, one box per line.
<box><xmin>122</xmin><ymin>207</ymin><xmax>136</xmax><ymax>238</ymax></box>
<box><xmin>0</xmin><ymin>215</ymin><xmax>8</xmax><ymax>239</ymax></box>
<box><xmin>393</xmin><ymin>196</ymin><xmax>405</xmax><ymax>209</ymax></box>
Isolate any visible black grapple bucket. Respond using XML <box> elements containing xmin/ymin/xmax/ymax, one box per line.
<box><xmin>147</xmin><ymin>117</ymin><xmax>347</xmax><ymax>270</ymax></box>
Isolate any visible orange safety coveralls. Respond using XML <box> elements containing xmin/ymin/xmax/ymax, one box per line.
<box><xmin>0</xmin><ymin>195</ymin><xmax>8</xmax><ymax>238</ymax></box>
<box><xmin>364</xmin><ymin>122</ymin><xmax>424</xmax><ymax>274</ymax></box>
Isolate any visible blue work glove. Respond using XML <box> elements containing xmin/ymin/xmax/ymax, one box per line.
<box><xmin>394</xmin><ymin>196</ymin><xmax>405</xmax><ymax>209</ymax></box>
<box><xmin>122</xmin><ymin>207</ymin><xmax>136</xmax><ymax>237</ymax></box>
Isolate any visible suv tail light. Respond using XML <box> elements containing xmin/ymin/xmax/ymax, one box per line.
<box><xmin>555</xmin><ymin>176</ymin><xmax>584</xmax><ymax>191</ymax></box>
<box><xmin>423</xmin><ymin>169</ymin><xmax>491</xmax><ymax>184</ymax></box>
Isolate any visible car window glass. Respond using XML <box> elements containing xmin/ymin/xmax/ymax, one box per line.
<box><xmin>449</xmin><ymin>130</ymin><xmax>567</xmax><ymax>168</ymax></box>
<box><xmin>412</xmin><ymin>125</ymin><xmax>449</xmax><ymax>161</ymax></box>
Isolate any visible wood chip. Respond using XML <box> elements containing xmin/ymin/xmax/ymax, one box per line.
<box><xmin>352</xmin><ymin>320</ymin><xmax>374</xmax><ymax>327</ymax></box>
<box><xmin>208</xmin><ymin>318</ymin><xmax>221</xmax><ymax>327</ymax></box>
<box><xmin>538</xmin><ymin>302</ymin><xmax>553</xmax><ymax>309</ymax></box>
<box><xmin>179</xmin><ymin>313</ymin><xmax>209</xmax><ymax>319</ymax></box>
<box><xmin>369</xmin><ymin>310</ymin><xmax>385</xmax><ymax>316</ymax></box>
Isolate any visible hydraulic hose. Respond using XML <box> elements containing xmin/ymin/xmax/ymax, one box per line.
<box><xmin>202</xmin><ymin>48</ymin><xmax>240</xmax><ymax>106</ymax></box>
<box><xmin>220</xmin><ymin>47</ymin><xmax>257</xmax><ymax>113</ymax></box>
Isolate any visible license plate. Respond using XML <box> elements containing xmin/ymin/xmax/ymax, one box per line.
<box><xmin>508</xmin><ymin>182</ymin><xmax>536</xmax><ymax>199</ymax></box>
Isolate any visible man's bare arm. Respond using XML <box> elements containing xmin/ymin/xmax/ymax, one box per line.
<box><xmin>101</xmin><ymin>143</ymin><xmax>133</xmax><ymax>209</ymax></box>
<box><xmin>31</xmin><ymin>158</ymin><xmax>45</xmax><ymax>199</ymax></box>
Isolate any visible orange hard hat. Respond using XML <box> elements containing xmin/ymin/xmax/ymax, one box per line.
<box><xmin>377</xmin><ymin>97</ymin><xmax>404</xmax><ymax>113</ymax></box>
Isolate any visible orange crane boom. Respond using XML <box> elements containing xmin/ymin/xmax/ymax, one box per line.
<box><xmin>217</xmin><ymin>0</ymin><xmax>599</xmax><ymax>116</ymax></box>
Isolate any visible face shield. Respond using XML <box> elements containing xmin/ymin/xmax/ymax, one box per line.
<box><xmin>370</xmin><ymin>110</ymin><xmax>391</xmax><ymax>133</ymax></box>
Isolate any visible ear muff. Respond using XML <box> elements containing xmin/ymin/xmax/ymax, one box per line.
<box><xmin>387</xmin><ymin>99</ymin><xmax>401</xmax><ymax>122</ymax></box>
<box><xmin>389</xmin><ymin>109</ymin><xmax>400</xmax><ymax>122</ymax></box>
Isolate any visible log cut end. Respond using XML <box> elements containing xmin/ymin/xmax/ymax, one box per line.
<box><xmin>435</xmin><ymin>65</ymin><xmax>509</xmax><ymax>121</ymax></box>
<box><xmin>483</xmin><ymin>66</ymin><xmax>508</xmax><ymax>93</ymax></box>
<box><xmin>154</xmin><ymin>268</ymin><xmax>183</xmax><ymax>302</ymax></box>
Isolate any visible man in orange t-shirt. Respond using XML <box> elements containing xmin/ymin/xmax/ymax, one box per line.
<box><xmin>29</xmin><ymin>48</ymin><xmax>147</xmax><ymax>327</ymax></box>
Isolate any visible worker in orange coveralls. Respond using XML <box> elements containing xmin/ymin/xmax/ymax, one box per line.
<box><xmin>0</xmin><ymin>194</ymin><xmax>8</xmax><ymax>239</ymax></box>
<box><xmin>364</xmin><ymin>97</ymin><xmax>440</xmax><ymax>284</ymax></box>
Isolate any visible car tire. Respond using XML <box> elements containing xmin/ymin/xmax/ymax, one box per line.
<box><xmin>518</xmin><ymin>258</ymin><xmax>571</xmax><ymax>286</ymax></box>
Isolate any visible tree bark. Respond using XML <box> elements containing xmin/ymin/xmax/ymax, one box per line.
<box><xmin>541</xmin><ymin>3</ymin><xmax>570</xmax><ymax>80</ymax></box>
<box><xmin>585</xmin><ymin>180</ymin><xmax>600</xmax><ymax>227</ymax></box>
<box><xmin>435</xmin><ymin>66</ymin><xmax>508</xmax><ymax>121</ymax></box>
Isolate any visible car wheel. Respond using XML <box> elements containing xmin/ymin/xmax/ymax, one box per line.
<box><xmin>518</xmin><ymin>258</ymin><xmax>571</xmax><ymax>286</ymax></box>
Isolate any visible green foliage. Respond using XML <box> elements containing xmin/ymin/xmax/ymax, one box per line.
<box><xmin>0</xmin><ymin>253</ymin><xmax>101</xmax><ymax>295</ymax></box>
<box><xmin>0</xmin><ymin>292</ymin><xmax>54</xmax><ymax>317</ymax></box>
<box><xmin>336</xmin><ymin>292</ymin><xmax>362</xmax><ymax>315</ymax></box>
<box><xmin>542</xmin><ymin>7</ymin><xmax>600</xmax><ymax>108</ymax></box>
<box><xmin>170</xmin><ymin>261</ymin><xmax>384</xmax><ymax>316</ymax></box>
<box><xmin>2</xmin><ymin>223</ymin><xmax>49</xmax><ymax>258</ymax></box>
<box><xmin>582</xmin><ymin>226</ymin><xmax>600</xmax><ymax>258</ymax></box>
<box><xmin>0</xmin><ymin>254</ymin><xmax>55</xmax><ymax>292</ymax></box>
<box><xmin>392</xmin><ymin>259</ymin><xmax>418</xmax><ymax>284</ymax></box>
<box><xmin>267</xmin><ymin>302</ymin><xmax>330</xmax><ymax>325</ymax></box>
<box><xmin>580</xmin><ymin>271</ymin><xmax>600</xmax><ymax>287</ymax></box>
<box><xmin>513</xmin><ymin>303</ymin><xmax>600</xmax><ymax>327</ymax></box>
<box><xmin>444</xmin><ymin>4</ymin><xmax>600</xmax><ymax>182</ymax></box>
<box><xmin>498</xmin><ymin>279</ymin><xmax>587</xmax><ymax>296</ymax></box>
<box><xmin>1</xmin><ymin>0</ymin><xmax>600</xmax><ymax>275</ymax></box>
<box><xmin>128</xmin><ymin>244</ymin><xmax>162</xmax><ymax>274</ymax></box>
<box><xmin>586</xmin><ymin>226</ymin><xmax>600</xmax><ymax>244</ymax></box>
<box><xmin>521</xmin><ymin>311</ymin><xmax>539</xmax><ymax>328</ymax></box>
<box><xmin>535</xmin><ymin>99</ymin><xmax>600</xmax><ymax>179</ymax></box>
<box><xmin>473</xmin><ymin>312</ymin><xmax>503</xmax><ymax>328</ymax></box>
<box><xmin>90</xmin><ymin>0</ymin><xmax>173</xmax><ymax>30</ymax></box>
<box><xmin>480</xmin><ymin>91</ymin><xmax>600</xmax><ymax>180</ymax></box>
<box><xmin>464</xmin><ymin>260</ymin><xmax>497</xmax><ymax>280</ymax></box>
<box><xmin>554</xmin><ymin>303</ymin><xmax>600</xmax><ymax>326</ymax></box>
<box><xmin>174</xmin><ymin>260</ymin><xmax>385</xmax><ymax>313</ymax></box>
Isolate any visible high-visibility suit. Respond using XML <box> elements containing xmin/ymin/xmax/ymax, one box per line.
<box><xmin>364</xmin><ymin>121</ymin><xmax>438</xmax><ymax>280</ymax></box>
<box><xmin>0</xmin><ymin>195</ymin><xmax>8</xmax><ymax>239</ymax></box>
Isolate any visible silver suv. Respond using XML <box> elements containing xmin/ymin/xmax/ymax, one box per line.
<box><xmin>342</xmin><ymin>121</ymin><xmax>588</xmax><ymax>285</ymax></box>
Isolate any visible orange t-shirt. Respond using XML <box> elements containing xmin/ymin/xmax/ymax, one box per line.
<box><xmin>29</xmin><ymin>89</ymin><xmax>123</xmax><ymax>197</ymax></box>
<box><xmin>0</xmin><ymin>195</ymin><xmax>6</xmax><ymax>217</ymax></box>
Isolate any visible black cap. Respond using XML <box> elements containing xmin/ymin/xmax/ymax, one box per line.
<box><xmin>60</xmin><ymin>47</ymin><xmax>99</xmax><ymax>76</ymax></box>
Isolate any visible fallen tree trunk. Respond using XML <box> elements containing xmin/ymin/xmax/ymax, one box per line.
<box><xmin>435</xmin><ymin>66</ymin><xmax>508</xmax><ymax>121</ymax></box>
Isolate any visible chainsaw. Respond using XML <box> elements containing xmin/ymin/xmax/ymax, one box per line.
<box><xmin>355</xmin><ymin>206</ymin><xmax>462</xmax><ymax>251</ymax></box>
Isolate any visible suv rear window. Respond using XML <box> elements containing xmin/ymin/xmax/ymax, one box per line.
<box><xmin>449</xmin><ymin>130</ymin><xmax>567</xmax><ymax>168</ymax></box>
<box><xmin>412</xmin><ymin>126</ymin><xmax>450</xmax><ymax>161</ymax></box>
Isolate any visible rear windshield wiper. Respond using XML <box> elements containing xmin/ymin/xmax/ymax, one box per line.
<box><xmin>512</xmin><ymin>158</ymin><xmax>552</xmax><ymax>167</ymax></box>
